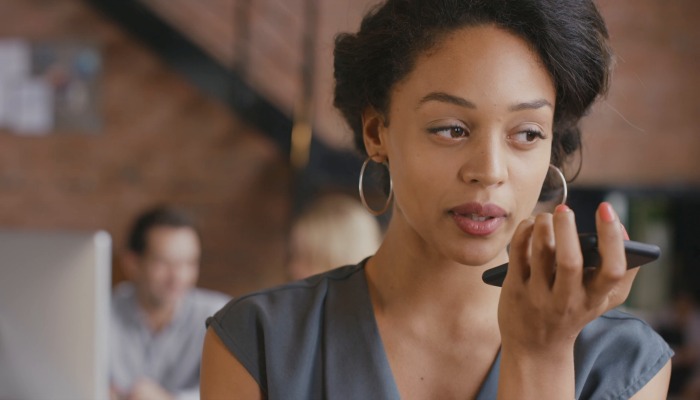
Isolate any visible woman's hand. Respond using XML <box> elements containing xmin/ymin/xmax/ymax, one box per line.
<box><xmin>499</xmin><ymin>202</ymin><xmax>635</xmax><ymax>352</ymax></box>
<box><xmin>496</xmin><ymin>202</ymin><xmax>637</xmax><ymax>399</ymax></box>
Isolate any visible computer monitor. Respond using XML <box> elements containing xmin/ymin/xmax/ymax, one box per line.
<box><xmin>0</xmin><ymin>229</ymin><xmax>111</xmax><ymax>400</ymax></box>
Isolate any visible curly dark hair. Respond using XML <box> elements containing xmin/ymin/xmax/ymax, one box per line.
<box><xmin>333</xmin><ymin>0</ymin><xmax>612</xmax><ymax>181</ymax></box>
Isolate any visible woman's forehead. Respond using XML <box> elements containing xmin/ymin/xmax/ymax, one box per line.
<box><xmin>390</xmin><ymin>25</ymin><xmax>555</xmax><ymax>110</ymax></box>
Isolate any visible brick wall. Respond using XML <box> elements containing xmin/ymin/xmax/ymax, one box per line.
<box><xmin>139</xmin><ymin>0</ymin><xmax>376</xmax><ymax>149</ymax></box>
<box><xmin>580</xmin><ymin>0</ymin><xmax>700</xmax><ymax>186</ymax></box>
<box><xmin>141</xmin><ymin>0</ymin><xmax>305</xmax><ymax>120</ymax></box>
<box><xmin>0</xmin><ymin>0</ymin><xmax>293</xmax><ymax>297</ymax></box>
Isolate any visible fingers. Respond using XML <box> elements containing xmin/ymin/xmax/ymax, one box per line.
<box><xmin>551</xmin><ymin>204</ymin><xmax>584</xmax><ymax>298</ymax></box>
<box><xmin>508</xmin><ymin>208</ymin><xmax>579</xmax><ymax>291</ymax></box>
<box><xmin>526</xmin><ymin>205</ymin><xmax>581</xmax><ymax>293</ymax></box>
<box><xmin>529</xmin><ymin>213</ymin><xmax>556</xmax><ymax>291</ymax></box>
<box><xmin>505</xmin><ymin>217</ymin><xmax>535</xmax><ymax>286</ymax></box>
<box><xmin>587</xmin><ymin>202</ymin><xmax>627</xmax><ymax>301</ymax></box>
<box><xmin>507</xmin><ymin>202</ymin><xmax>628</xmax><ymax>303</ymax></box>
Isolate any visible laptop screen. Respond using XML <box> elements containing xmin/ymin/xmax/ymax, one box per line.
<box><xmin>0</xmin><ymin>229</ymin><xmax>111</xmax><ymax>400</ymax></box>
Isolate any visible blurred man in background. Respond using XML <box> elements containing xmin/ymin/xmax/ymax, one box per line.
<box><xmin>110</xmin><ymin>206</ymin><xmax>230</xmax><ymax>400</ymax></box>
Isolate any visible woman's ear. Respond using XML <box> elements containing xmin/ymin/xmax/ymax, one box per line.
<box><xmin>361</xmin><ymin>107</ymin><xmax>388</xmax><ymax>161</ymax></box>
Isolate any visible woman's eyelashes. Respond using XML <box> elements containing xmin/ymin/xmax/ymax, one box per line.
<box><xmin>426</xmin><ymin>124</ymin><xmax>547</xmax><ymax>145</ymax></box>
<box><xmin>427</xmin><ymin>124</ymin><xmax>469</xmax><ymax>139</ymax></box>
<box><xmin>509</xmin><ymin>128</ymin><xmax>547</xmax><ymax>145</ymax></box>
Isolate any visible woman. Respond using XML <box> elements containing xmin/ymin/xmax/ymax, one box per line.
<box><xmin>201</xmin><ymin>1</ymin><xmax>673</xmax><ymax>398</ymax></box>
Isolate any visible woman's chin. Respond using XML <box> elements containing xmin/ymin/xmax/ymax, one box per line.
<box><xmin>448</xmin><ymin>244</ymin><xmax>508</xmax><ymax>269</ymax></box>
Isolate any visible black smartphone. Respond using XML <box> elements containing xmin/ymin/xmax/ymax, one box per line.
<box><xmin>482</xmin><ymin>233</ymin><xmax>661</xmax><ymax>287</ymax></box>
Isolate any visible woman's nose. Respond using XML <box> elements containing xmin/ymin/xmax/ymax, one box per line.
<box><xmin>459</xmin><ymin>134</ymin><xmax>507</xmax><ymax>187</ymax></box>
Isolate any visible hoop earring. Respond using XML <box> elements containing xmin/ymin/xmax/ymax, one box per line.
<box><xmin>358</xmin><ymin>157</ymin><xmax>394</xmax><ymax>216</ymax></box>
<box><xmin>548</xmin><ymin>164</ymin><xmax>568</xmax><ymax>205</ymax></box>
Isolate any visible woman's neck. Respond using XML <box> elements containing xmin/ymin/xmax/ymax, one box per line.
<box><xmin>365</xmin><ymin>219</ymin><xmax>504</xmax><ymax>324</ymax></box>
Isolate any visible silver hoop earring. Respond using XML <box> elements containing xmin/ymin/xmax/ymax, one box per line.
<box><xmin>358</xmin><ymin>157</ymin><xmax>394</xmax><ymax>216</ymax></box>
<box><xmin>548</xmin><ymin>164</ymin><xmax>568</xmax><ymax>205</ymax></box>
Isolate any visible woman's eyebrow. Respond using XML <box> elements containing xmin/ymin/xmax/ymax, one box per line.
<box><xmin>417</xmin><ymin>92</ymin><xmax>552</xmax><ymax>112</ymax></box>
<box><xmin>417</xmin><ymin>92</ymin><xmax>476</xmax><ymax>109</ymax></box>
<box><xmin>509</xmin><ymin>99</ymin><xmax>553</xmax><ymax>111</ymax></box>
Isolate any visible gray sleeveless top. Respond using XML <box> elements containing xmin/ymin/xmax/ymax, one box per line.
<box><xmin>208</xmin><ymin>263</ymin><xmax>672</xmax><ymax>399</ymax></box>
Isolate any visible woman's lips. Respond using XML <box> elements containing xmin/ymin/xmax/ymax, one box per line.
<box><xmin>449</xmin><ymin>202</ymin><xmax>507</xmax><ymax>236</ymax></box>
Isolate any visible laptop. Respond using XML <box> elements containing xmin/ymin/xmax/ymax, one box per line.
<box><xmin>0</xmin><ymin>229</ymin><xmax>111</xmax><ymax>400</ymax></box>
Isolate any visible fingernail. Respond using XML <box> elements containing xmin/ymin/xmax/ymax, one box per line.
<box><xmin>599</xmin><ymin>202</ymin><xmax>616</xmax><ymax>223</ymax></box>
<box><xmin>555</xmin><ymin>204</ymin><xmax>570</xmax><ymax>213</ymax></box>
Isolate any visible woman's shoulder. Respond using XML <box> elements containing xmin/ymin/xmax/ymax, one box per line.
<box><xmin>574</xmin><ymin>308</ymin><xmax>673</xmax><ymax>399</ymax></box>
<box><xmin>207</xmin><ymin>263</ymin><xmax>366</xmax><ymax>341</ymax></box>
<box><xmin>221</xmin><ymin>263</ymin><xmax>364</xmax><ymax>314</ymax></box>
<box><xmin>205</xmin><ymin>263</ymin><xmax>369</xmax><ymax>393</ymax></box>
<box><xmin>578</xmin><ymin>308</ymin><xmax>670</xmax><ymax>350</ymax></box>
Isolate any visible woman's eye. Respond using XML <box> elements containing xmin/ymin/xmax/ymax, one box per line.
<box><xmin>428</xmin><ymin>125</ymin><xmax>468</xmax><ymax>139</ymax></box>
<box><xmin>511</xmin><ymin>129</ymin><xmax>545</xmax><ymax>143</ymax></box>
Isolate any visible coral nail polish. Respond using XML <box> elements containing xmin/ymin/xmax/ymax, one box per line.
<box><xmin>555</xmin><ymin>204</ymin><xmax>570</xmax><ymax>213</ymax></box>
<box><xmin>599</xmin><ymin>202</ymin><xmax>616</xmax><ymax>222</ymax></box>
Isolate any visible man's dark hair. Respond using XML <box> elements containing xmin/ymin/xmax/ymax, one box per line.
<box><xmin>334</xmin><ymin>0</ymin><xmax>613</xmax><ymax>184</ymax></box>
<box><xmin>127</xmin><ymin>205</ymin><xmax>200</xmax><ymax>255</ymax></box>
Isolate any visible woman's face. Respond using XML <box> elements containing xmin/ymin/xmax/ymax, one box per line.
<box><xmin>367</xmin><ymin>25</ymin><xmax>555</xmax><ymax>267</ymax></box>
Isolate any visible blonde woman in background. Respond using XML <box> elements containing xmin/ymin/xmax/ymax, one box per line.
<box><xmin>287</xmin><ymin>193</ymin><xmax>382</xmax><ymax>281</ymax></box>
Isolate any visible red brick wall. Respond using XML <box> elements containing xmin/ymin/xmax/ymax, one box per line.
<box><xmin>579</xmin><ymin>0</ymin><xmax>700</xmax><ymax>186</ymax></box>
<box><xmin>0</xmin><ymin>0</ymin><xmax>293</xmax><ymax>297</ymax></box>
<box><xmin>141</xmin><ymin>0</ymin><xmax>305</xmax><ymax>118</ymax></box>
<box><xmin>140</xmin><ymin>0</ymin><xmax>236</xmax><ymax>67</ymax></box>
<box><xmin>139</xmin><ymin>0</ymin><xmax>375</xmax><ymax>148</ymax></box>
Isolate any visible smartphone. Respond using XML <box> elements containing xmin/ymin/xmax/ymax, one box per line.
<box><xmin>481</xmin><ymin>233</ymin><xmax>661</xmax><ymax>287</ymax></box>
